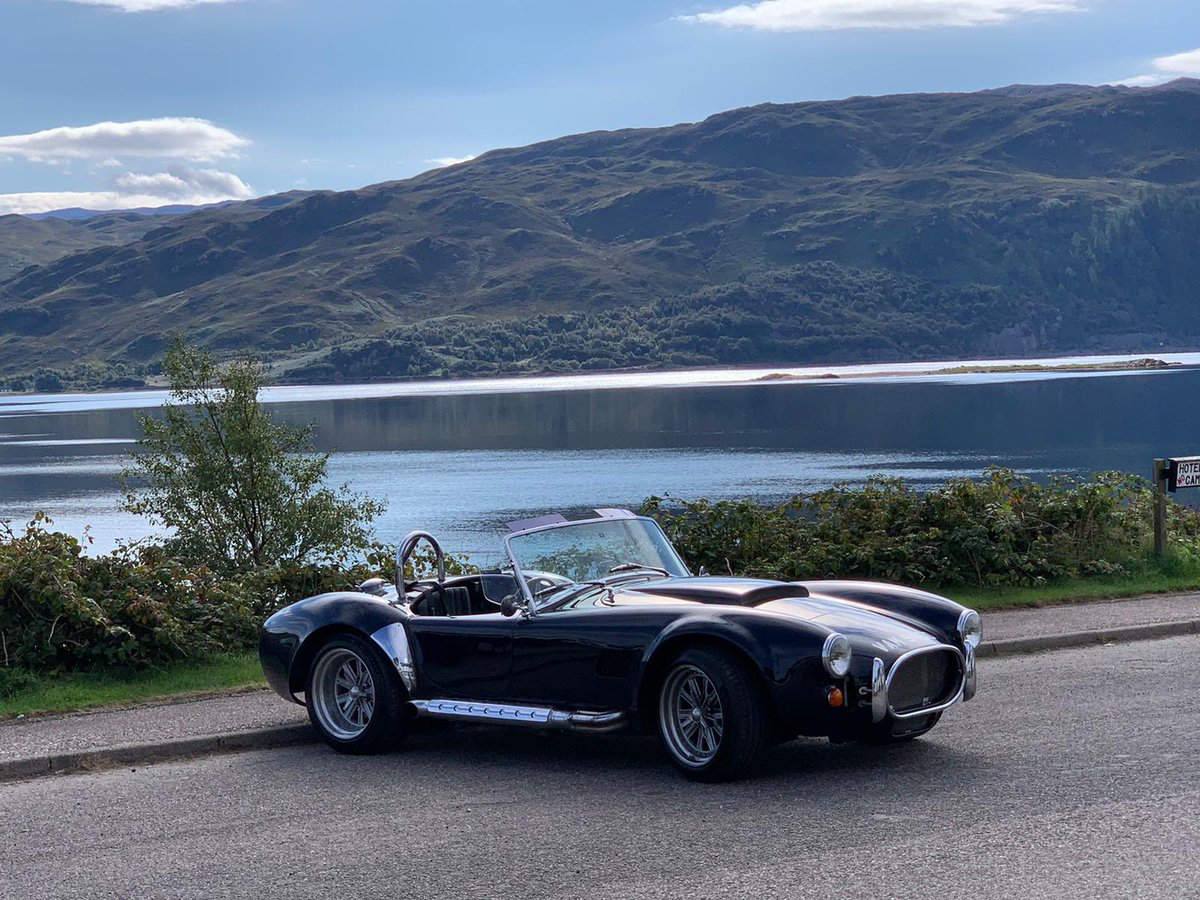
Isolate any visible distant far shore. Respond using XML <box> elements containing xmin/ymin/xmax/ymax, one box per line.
<box><xmin>751</xmin><ymin>355</ymin><xmax>1184</xmax><ymax>383</ymax></box>
<box><xmin>3</xmin><ymin>350</ymin><xmax>1200</xmax><ymax>413</ymax></box>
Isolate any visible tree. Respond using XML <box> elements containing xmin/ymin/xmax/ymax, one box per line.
<box><xmin>120</xmin><ymin>338</ymin><xmax>384</xmax><ymax>570</ymax></box>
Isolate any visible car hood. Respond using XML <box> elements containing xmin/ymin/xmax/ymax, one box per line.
<box><xmin>624</xmin><ymin>576</ymin><xmax>943</xmax><ymax>656</ymax></box>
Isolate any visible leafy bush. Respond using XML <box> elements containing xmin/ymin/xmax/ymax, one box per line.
<box><xmin>0</xmin><ymin>516</ymin><xmax>473</xmax><ymax>675</ymax></box>
<box><xmin>644</xmin><ymin>468</ymin><xmax>1200</xmax><ymax>587</ymax></box>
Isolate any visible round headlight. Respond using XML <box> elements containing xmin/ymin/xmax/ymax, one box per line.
<box><xmin>822</xmin><ymin>633</ymin><xmax>852</xmax><ymax>677</ymax></box>
<box><xmin>958</xmin><ymin>609</ymin><xmax>982</xmax><ymax>649</ymax></box>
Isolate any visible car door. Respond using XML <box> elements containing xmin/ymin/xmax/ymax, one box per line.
<box><xmin>507</xmin><ymin>603</ymin><xmax>649</xmax><ymax>710</ymax></box>
<box><xmin>407</xmin><ymin>613</ymin><xmax>514</xmax><ymax>700</ymax></box>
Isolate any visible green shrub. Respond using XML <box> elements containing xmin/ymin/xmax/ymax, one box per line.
<box><xmin>644</xmin><ymin>468</ymin><xmax>1200</xmax><ymax>587</ymax></box>
<box><xmin>0</xmin><ymin>516</ymin><xmax>474</xmax><ymax>675</ymax></box>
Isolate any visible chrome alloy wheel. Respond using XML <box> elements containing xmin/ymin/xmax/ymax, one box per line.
<box><xmin>660</xmin><ymin>664</ymin><xmax>725</xmax><ymax>767</ymax></box>
<box><xmin>311</xmin><ymin>648</ymin><xmax>376</xmax><ymax>740</ymax></box>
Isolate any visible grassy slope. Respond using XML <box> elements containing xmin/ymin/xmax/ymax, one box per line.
<box><xmin>5</xmin><ymin>565</ymin><xmax>1200</xmax><ymax>718</ymax></box>
<box><xmin>0</xmin><ymin>652</ymin><xmax>264</xmax><ymax>719</ymax></box>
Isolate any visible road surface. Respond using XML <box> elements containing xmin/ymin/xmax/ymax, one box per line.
<box><xmin>3</xmin><ymin>635</ymin><xmax>1198</xmax><ymax>899</ymax></box>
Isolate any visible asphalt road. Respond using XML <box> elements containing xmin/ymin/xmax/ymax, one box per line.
<box><xmin>3</xmin><ymin>636</ymin><xmax>1198</xmax><ymax>900</ymax></box>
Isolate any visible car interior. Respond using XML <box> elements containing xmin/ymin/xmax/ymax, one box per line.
<box><xmin>409</xmin><ymin>574</ymin><xmax>518</xmax><ymax>617</ymax></box>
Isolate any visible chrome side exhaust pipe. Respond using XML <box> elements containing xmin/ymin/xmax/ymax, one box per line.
<box><xmin>409</xmin><ymin>699</ymin><xmax>627</xmax><ymax>733</ymax></box>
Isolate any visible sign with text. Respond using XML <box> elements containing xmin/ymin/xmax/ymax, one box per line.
<box><xmin>1166</xmin><ymin>457</ymin><xmax>1200</xmax><ymax>492</ymax></box>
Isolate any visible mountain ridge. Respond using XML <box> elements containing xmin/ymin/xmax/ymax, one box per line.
<box><xmin>3</xmin><ymin>81</ymin><xmax>1200</xmax><ymax>387</ymax></box>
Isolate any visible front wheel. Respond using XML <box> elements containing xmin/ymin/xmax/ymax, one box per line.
<box><xmin>657</xmin><ymin>646</ymin><xmax>769</xmax><ymax>782</ymax></box>
<box><xmin>306</xmin><ymin>634</ymin><xmax>407</xmax><ymax>754</ymax></box>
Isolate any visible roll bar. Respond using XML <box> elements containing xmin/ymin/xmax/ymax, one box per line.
<box><xmin>396</xmin><ymin>531</ymin><xmax>445</xmax><ymax>590</ymax></box>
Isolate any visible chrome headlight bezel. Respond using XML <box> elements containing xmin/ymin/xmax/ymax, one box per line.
<box><xmin>957</xmin><ymin>608</ymin><xmax>982</xmax><ymax>649</ymax></box>
<box><xmin>821</xmin><ymin>632</ymin><xmax>852</xmax><ymax>677</ymax></box>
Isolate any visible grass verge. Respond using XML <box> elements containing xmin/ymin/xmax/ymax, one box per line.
<box><xmin>942</xmin><ymin>561</ymin><xmax>1200</xmax><ymax>611</ymax></box>
<box><xmin>0</xmin><ymin>651</ymin><xmax>264</xmax><ymax>720</ymax></box>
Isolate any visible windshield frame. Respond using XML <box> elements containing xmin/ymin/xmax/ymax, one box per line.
<box><xmin>503</xmin><ymin>515</ymin><xmax>690</xmax><ymax>613</ymax></box>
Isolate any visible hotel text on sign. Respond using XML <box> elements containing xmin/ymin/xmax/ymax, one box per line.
<box><xmin>1166</xmin><ymin>457</ymin><xmax>1200</xmax><ymax>492</ymax></box>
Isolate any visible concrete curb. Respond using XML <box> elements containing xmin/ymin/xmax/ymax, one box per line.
<box><xmin>978</xmin><ymin>618</ymin><xmax>1200</xmax><ymax>658</ymax></box>
<box><xmin>0</xmin><ymin>724</ymin><xmax>315</xmax><ymax>785</ymax></box>
<box><xmin>2</xmin><ymin>620</ymin><xmax>1197</xmax><ymax>785</ymax></box>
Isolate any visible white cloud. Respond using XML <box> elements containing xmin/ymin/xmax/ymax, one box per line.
<box><xmin>426</xmin><ymin>155</ymin><xmax>477</xmax><ymax>168</ymax></box>
<box><xmin>0</xmin><ymin>118</ymin><xmax>247</xmax><ymax>164</ymax></box>
<box><xmin>1114</xmin><ymin>46</ymin><xmax>1200</xmax><ymax>88</ymax></box>
<box><xmin>1152</xmin><ymin>48</ymin><xmax>1200</xmax><ymax>78</ymax></box>
<box><xmin>0</xmin><ymin>166</ymin><xmax>254</xmax><ymax>215</ymax></box>
<box><xmin>1112</xmin><ymin>73</ymin><xmax>1169</xmax><ymax>87</ymax></box>
<box><xmin>56</xmin><ymin>0</ymin><xmax>249</xmax><ymax>12</ymax></box>
<box><xmin>677</xmin><ymin>0</ymin><xmax>1082</xmax><ymax>31</ymax></box>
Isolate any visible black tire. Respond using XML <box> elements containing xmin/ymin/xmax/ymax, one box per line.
<box><xmin>305</xmin><ymin>633</ymin><xmax>407</xmax><ymax>754</ymax></box>
<box><xmin>860</xmin><ymin>712</ymin><xmax>941</xmax><ymax>745</ymax></box>
<box><xmin>656</xmin><ymin>646</ymin><xmax>770</xmax><ymax>782</ymax></box>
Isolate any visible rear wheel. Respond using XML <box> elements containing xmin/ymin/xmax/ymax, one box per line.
<box><xmin>657</xmin><ymin>646</ymin><xmax>769</xmax><ymax>782</ymax></box>
<box><xmin>306</xmin><ymin>634</ymin><xmax>407</xmax><ymax>754</ymax></box>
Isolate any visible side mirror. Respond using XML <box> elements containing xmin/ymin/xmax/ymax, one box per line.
<box><xmin>500</xmin><ymin>593</ymin><xmax>527</xmax><ymax>618</ymax></box>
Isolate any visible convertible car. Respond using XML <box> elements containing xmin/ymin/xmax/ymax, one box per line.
<box><xmin>260</xmin><ymin>510</ymin><xmax>981</xmax><ymax>781</ymax></box>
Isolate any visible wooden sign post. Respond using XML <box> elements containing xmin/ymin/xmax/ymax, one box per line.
<box><xmin>1153</xmin><ymin>458</ymin><xmax>1168</xmax><ymax>558</ymax></box>
<box><xmin>1154</xmin><ymin>456</ymin><xmax>1200</xmax><ymax>556</ymax></box>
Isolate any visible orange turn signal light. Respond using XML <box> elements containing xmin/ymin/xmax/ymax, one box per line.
<box><xmin>826</xmin><ymin>687</ymin><xmax>845</xmax><ymax>708</ymax></box>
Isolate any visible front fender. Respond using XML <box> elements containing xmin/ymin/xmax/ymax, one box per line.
<box><xmin>258</xmin><ymin>591</ymin><xmax>414</xmax><ymax>702</ymax></box>
<box><xmin>634</xmin><ymin>609</ymin><xmax>833</xmax><ymax>719</ymax></box>
<box><xmin>797</xmin><ymin>580</ymin><xmax>968</xmax><ymax>646</ymax></box>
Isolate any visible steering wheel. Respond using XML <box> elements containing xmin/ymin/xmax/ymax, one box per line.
<box><xmin>526</xmin><ymin>572</ymin><xmax>573</xmax><ymax>600</ymax></box>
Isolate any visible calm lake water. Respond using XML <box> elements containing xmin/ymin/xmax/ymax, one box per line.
<box><xmin>4</xmin><ymin>357</ymin><xmax>1200</xmax><ymax>566</ymax></box>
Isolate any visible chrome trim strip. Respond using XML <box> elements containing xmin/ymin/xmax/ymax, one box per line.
<box><xmin>370</xmin><ymin>623</ymin><xmax>417</xmax><ymax>693</ymax></box>
<box><xmin>870</xmin><ymin>657</ymin><xmax>888</xmax><ymax>723</ymax></box>
<box><xmin>886</xmin><ymin>645</ymin><xmax>966</xmax><ymax>720</ymax></box>
<box><xmin>962</xmin><ymin>643</ymin><xmax>977</xmax><ymax>702</ymax></box>
<box><xmin>410</xmin><ymin>699</ymin><xmax>627</xmax><ymax>733</ymax></box>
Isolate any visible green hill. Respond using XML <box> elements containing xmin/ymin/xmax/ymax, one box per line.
<box><xmin>4</xmin><ymin>80</ymin><xmax>1200</xmax><ymax>386</ymax></box>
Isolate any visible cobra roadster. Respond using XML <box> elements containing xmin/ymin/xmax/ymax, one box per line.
<box><xmin>260</xmin><ymin>510</ymin><xmax>981</xmax><ymax>781</ymax></box>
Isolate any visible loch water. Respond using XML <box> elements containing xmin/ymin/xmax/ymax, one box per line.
<box><xmin>3</xmin><ymin>361</ymin><xmax>1200</xmax><ymax>563</ymax></box>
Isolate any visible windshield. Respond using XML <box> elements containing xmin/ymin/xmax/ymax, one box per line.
<box><xmin>506</xmin><ymin>517</ymin><xmax>689</xmax><ymax>604</ymax></box>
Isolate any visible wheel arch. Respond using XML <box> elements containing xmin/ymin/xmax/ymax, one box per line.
<box><xmin>288</xmin><ymin>624</ymin><xmax>373</xmax><ymax>698</ymax></box>
<box><xmin>634</xmin><ymin>631</ymin><xmax>771</xmax><ymax>729</ymax></box>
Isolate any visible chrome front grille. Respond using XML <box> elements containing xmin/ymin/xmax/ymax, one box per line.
<box><xmin>887</xmin><ymin>647</ymin><xmax>964</xmax><ymax>717</ymax></box>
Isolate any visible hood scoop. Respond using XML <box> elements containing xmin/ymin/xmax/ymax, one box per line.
<box><xmin>629</xmin><ymin>577</ymin><xmax>809</xmax><ymax>607</ymax></box>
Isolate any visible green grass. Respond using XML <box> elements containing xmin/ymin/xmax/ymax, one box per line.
<box><xmin>0</xmin><ymin>651</ymin><xmax>265</xmax><ymax>720</ymax></box>
<box><xmin>942</xmin><ymin>561</ymin><xmax>1200</xmax><ymax>612</ymax></box>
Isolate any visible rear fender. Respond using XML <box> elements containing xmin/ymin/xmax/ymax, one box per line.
<box><xmin>258</xmin><ymin>592</ymin><xmax>414</xmax><ymax>702</ymax></box>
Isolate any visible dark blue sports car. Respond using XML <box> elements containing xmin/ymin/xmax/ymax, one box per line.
<box><xmin>260</xmin><ymin>509</ymin><xmax>981</xmax><ymax>781</ymax></box>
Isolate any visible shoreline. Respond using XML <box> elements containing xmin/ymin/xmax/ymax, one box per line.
<box><xmin>3</xmin><ymin>350</ymin><xmax>1200</xmax><ymax>413</ymax></box>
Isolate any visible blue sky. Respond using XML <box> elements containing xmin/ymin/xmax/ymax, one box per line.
<box><xmin>1</xmin><ymin>0</ymin><xmax>1198</xmax><ymax>213</ymax></box>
